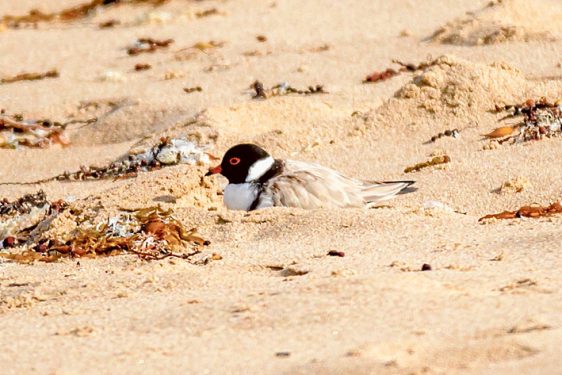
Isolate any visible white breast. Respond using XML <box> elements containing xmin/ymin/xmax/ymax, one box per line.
<box><xmin>223</xmin><ymin>183</ymin><xmax>259</xmax><ymax>211</ymax></box>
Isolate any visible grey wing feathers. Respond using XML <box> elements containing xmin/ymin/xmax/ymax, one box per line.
<box><xmin>360</xmin><ymin>180</ymin><xmax>415</xmax><ymax>207</ymax></box>
<box><xmin>265</xmin><ymin>160</ymin><xmax>415</xmax><ymax>209</ymax></box>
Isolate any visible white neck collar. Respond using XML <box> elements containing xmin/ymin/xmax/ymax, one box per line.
<box><xmin>246</xmin><ymin>156</ymin><xmax>274</xmax><ymax>182</ymax></box>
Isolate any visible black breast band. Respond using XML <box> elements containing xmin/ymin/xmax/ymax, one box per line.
<box><xmin>249</xmin><ymin>159</ymin><xmax>284</xmax><ymax>210</ymax></box>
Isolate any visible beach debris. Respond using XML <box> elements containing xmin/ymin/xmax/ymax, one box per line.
<box><xmin>0</xmin><ymin>112</ymin><xmax>70</xmax><ymax>149</ymax></box>
<box><xmin>195</xmin><ymin>8</ymin><xmax>222</xmax><ymax>18</ymax></box>
<box><xmin>363</xmin><ymin>59</ymin><xmax>439</xmax><ymax>84</ymax></box>
<box><xmin>251</xmin><ymin>80</ymin><xmax>326</xmax><ymax>99</ymax></box>
<box><xmin>427</xmin><ymin>128</ymin><xmax>460</xmax><ymax>143</ymax></box>
<box><xmin>479</xmin><ymin>202</ymin><xmax>562</xmax><ymax>222</ymax></box>
<box><xmin>489</xmin><ymin>98</ymin><xmax>561</xmax><ymax>144</ymax></box>
<box><xmin>404</xmin><ymin>155</ymin><xmax>450</xmax><ymax>173</ymax></box>
<box><xmin>0</xmin><ymin>137</ymin><xmax>210</xmax><ymax>185</ymax></box>
<box><xmin>134</xmin><ymin>63</ymin><xmax>152</xmax><ymax>71</ymax></box>
<box><xmin>421</xmin><ymin>263</ymin><xmax>432</xmax><ymax>271</ymax></box>
<box><xmin>127</xmin><ymin>38</ymin><xmax>174</xmax><ymax>56</ymax></box>
<box><xmin>0</xmin><ymin>191</ymin><xmax>67</xmax><ymax>247</ymax></box>
<box><xmin>275</xmin><ymin>352</ymin><xmax>291</xmax><ymax>358</ymax></box>
<box><xmin>1</xmin><ymin>206</ymin><xmax>208</xmax><ymax>264</ymax></box>
<box><xmin>256</xmin><ymin>35</ymin><xmax>268</xmax><ymax>42</ymax></box>
<box><xmin>191</xmin><ymin>40</ymin><xmax>225</xmax><ymax>51</ymax></box>
<box><xmin>1</xmin><ymin>0</ymin><xmax>169</xmax><ymax>29</ymax></box>
<box><xmin>163</xmin><ymin>71</ymin><xmax>184</xmax><ymax>80</ymax></box>
<box><xmin>327</xmin><ymin>250</ymin><xmax>345</xmax><ymax>257</ymax></box>
<box><xmin>497</xmin><ymin>176</ymin><xmax>531</xmax><ymax>194</ymax></box>
<box><xmin>183</xmin><ymin>86</ymin><xmax>203</xmax><ymax>94</ymax></box>
<box><xmin>423</xmin><ymin>200</ymin><xmax>454</xmax><ymax>213</ymax></box>
<box><xmin>307</xmin><ymin>44</ymin><xmax>331</xmax><ymax>53</ymax></box>
<box><xmin>483</xmin><ymin>125</ymin><xmax>518</xmax><ymax>139</ymax></box>
<box><xmin>99</xmin><ymin>19</ymin><xmax>120</xmax><ymax>28</ymax></box>
<box><xmin>0</xmin><ymin>191</ymin><xmax>49</xmax><ymax>216</ymax></box>
<box><xmin>363</xmin><ymin>69</ymin><xmax>398</xmax><ymax>83</ymax></box>
<box><xmin>97</xmin><ymin>70</ymin><xmax>127</xmax><ymax>82</ymax></box>
<box><xmin>1</xmin><ymin>69</ymin><xmax>59</xmax><ymax>84</ymax></box>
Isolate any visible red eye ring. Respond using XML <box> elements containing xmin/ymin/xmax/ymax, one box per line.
<box><xmin>229</xmin><ymin>157</ymin><xmax>241</xmax><ymax>166</ymax></box>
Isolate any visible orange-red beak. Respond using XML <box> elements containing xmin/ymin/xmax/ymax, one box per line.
<box><xmin>205</xmin><ymin>165</ymin><xmax>222</xmax><ymax>176</ymax></box>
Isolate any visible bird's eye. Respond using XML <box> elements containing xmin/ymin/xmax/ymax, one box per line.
<box><xmin>229</xmin><ymin>157</ymin><xmax>241</xmax><ymax>165</ymax></box>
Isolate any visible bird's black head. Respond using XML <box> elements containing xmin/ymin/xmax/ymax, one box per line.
<box><xmin>205</xmin><ymin>143</ymin><xmax>272</xmax><ymax>184</ymax></box>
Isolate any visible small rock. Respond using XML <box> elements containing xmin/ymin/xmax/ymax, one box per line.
<box><xmin>421</xmin><ymin>263</ymin><xmax>432</xmax><ymax>271</ymax></box>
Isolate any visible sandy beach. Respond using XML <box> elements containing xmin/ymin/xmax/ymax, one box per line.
<box><xmin>1</xmin><ymin>0</ymin><xmax>561</xmax><ymax>374</ymax></box>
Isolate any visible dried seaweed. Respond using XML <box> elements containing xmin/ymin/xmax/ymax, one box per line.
<box><xmin>0</xmin><ymin>137</ymin><xmax>210</xmax><ymax>185</ymax></box>
<box><xmin>363</xmin><ymin>69</ymin><xmax>398</xmax><ymax>83</ymax></box>
<box><xmin>183</xmin><ymin>86</ymin><xmax>203</xmax><ymax>94</ymax></box>
<box><xmin>0</xmin><ymin>191</ymin><xmax>67</xmax><ymax>247</ymax></box>
<box><xmin>1</xmin><ymin>0</ymin><xmax>169</xmax><ymax>29</ymax></box>
<box><xmin>489</xmin><ymin>98</ymin><xmax>561</xmax><ymax>144</ymax></box>
<box><xmin>127</xmin><ymin>38</ymin><xmax>174</xmax><ymax>56</ymax></box>
<box><xmin>0</xmin><ymin>191</ymin><xmax>48</xmax><ymax>215</ymax></box>
<box><xmin>363</xmin><ymin>58</ymin><xmax>439</xmax><ymax>84</ymax></box>
<box><xmin>251</xmin><ymin>80</ymin><xmax>326</xmax><ymax>99</ymax></box>
<box><xmin>483</xmin><ymin>125</ymin><xmax>518</xmax><ymax>139</ymax></box>
<box><xmin>195</xmin><ymin>8</ymin><xmax>221</xmax><ymax>18</ymax></box>
<box><xmin>134</xmin><ymin>63</ymin><xmax>152</xmax><ymax>71</ymax></box>
<box><xmin>99</xmin><ymin>19</ymin><xmax>120</xmax><ymax>28</ymax></box>
<box><xmin>191</xmin><ymin>40</ymin><xmax>225</xmax><ymax>51</ymax></box>
<box><xmin>1</xmin><ymin>69</ymin><xmax>59</xmax><ymax>84</ymax></box>
<box><xmin>404</xmin><ymin>155</ymin><xmax>450</xmax><ymax>173</ymax></box>
<box><xmin>479</xmin><ymin>202</ymin><xmax>562</xmax><ymax>221</ymax></box>
<box><xmin>1</xmin><ymin>206</ymin><xmax>208</xmax><ymax>264</ymax></box>
<box><xmin>426</xmin><ymin>128</ymin><xmax>460</xmax><ymax>143</ymax></box>
<box><xmin>0</xmin><ymin>113</ymin><xmax>71</xmax><ymax>149</ymax></box>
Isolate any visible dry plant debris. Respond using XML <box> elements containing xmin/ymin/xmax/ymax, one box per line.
<box><xmin>0</xmin><ymin>191</ymin><xmax>67</xmax><ymax>248</ymax></box>
<box><xmin>251</xmin><ymin>81</ymin><xmax>326</xmax><ymax>99</ymax></box>
<box><xmin>98</xmin><ymin>19</ymin><xmax>120</xmax><ymax>28</ymax></box>
<box><xmin>0</xmin><ymin>191</ymin><xmax>49</xmax><ymax>216</ymax></box>
<box><xmin>363</xmin><ymin>69</ymin><xmax>398</xmax><ymax>83</ymax></box>
<box><xmin>134</xmin><ymin>63</ymin><xmax>152</xmax><ymax>71</ymax></box>
<box><xmin>195</xmin><ymin>8</ymin><xmax>221</xmax><ymax>18</ymax></box>
<box><xmin>404</xmin><ymin>155</ymin><xmax>450</xmax><ymax>173</ymax></box>
<box><xmin>191</xmin><ymin>40</ymin><xmax>225</xmax><ymax>51</ymax></box>
<box><xmin>1</xmin><ymin>0</ymin><xmax>169</xmax><ymax>29</ymax></box>
<box><xmin>0</xmin><ymin>137</ymin><xmax>210</xmax><ymax>185</ymax></box>
<box><xmin>127</xmin><ymin>38</ymin><xmax>174</xmax><ymax>56</ymax></box>
<box><xmin>0</xmin><ymin>112</ymin><xmax>72</xmax><ymax>149</ymax></box>
<box><xmin>1</xmin><ymin>69</ymin><xmax>59</xmax><ymax>84</ymax></box>
<box><xmin>497</xmin><ymin>176</ymin><xmax>531</xmax><ymax>194</ymax></box>
<box><xmin>1</xmin><ymin>206</ymin><xmax>208</xmax><ymax>264</ymax></box>
<box><xmin>327</xmin><ymin>250</ymin><xmax>345</xmax><ymax>257</ymax></box>
<box><xmin>427</xmin><ymin>128</ymin><xmax>460</xmax><ymax>143</ymax></box>
<box><xmin>363</xmin><ymin>59</ymin><xmax>439</xmax><ymax>84</ymax></box>
<box><xmin>479</xmin><ymin>202</ymin><xmax>562</xmax><ymax>221</ymax></box>
<box><xmin>488</xmin><ymin>98</ymin><xmax>561</xmax><ymax>144</ymax></box>
<box><xmin>183</xmin><ymin>86</ymin><xmax>203</xmax><ymax>94</ymax></box>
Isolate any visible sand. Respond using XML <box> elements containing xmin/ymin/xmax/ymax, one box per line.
<box><xmin>1</xmin><ymin>0</ymin><xmax>561</xmax><ymax>374</ymax></box>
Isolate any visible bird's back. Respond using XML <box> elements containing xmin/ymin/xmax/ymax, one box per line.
<box><xmin>261</xmin><ymin>160</ymin><xmax>413</xmax><ymax>209</ymax></box>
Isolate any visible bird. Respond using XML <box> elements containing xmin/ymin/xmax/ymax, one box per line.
<box><xmin>205</xmin><ymin>143</ymin><xmax>416</xmax><ymax>211</ymax></box>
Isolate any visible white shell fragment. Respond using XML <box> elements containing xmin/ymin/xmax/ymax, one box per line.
<box><xmin>154</xmin><ymin>139</ymin><xmax>210</xmax><ymax>166</ymax></box>
<box><xmin>97</xmin><ymin>70</ymin><xmax>127</xmax><ymax>83</ymax></box>
<box><xmin>423</xmin><ymin>200</ymin><xmax>455</xmax><ymax>213</ymax></box>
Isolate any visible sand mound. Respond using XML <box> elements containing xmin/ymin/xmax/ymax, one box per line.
<box><xmin>362</xmin><ymin>55</ymin><xmax>561</xmax><ymax>132</ymax></box>
<box><xmin>430</xmin><ymin>0</ymin><xmax>561</xmax><ymax>45</ymax></box>
<box><xmin>201</xmin><ymin>96</ymin><xmax>351</xmax><ymax>154</ymax></box>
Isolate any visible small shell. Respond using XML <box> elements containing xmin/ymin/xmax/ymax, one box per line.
<box><xmin>156</xmin><ymin>146</ymin><xmax>181</xmax><ymax>165</ymax></box>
